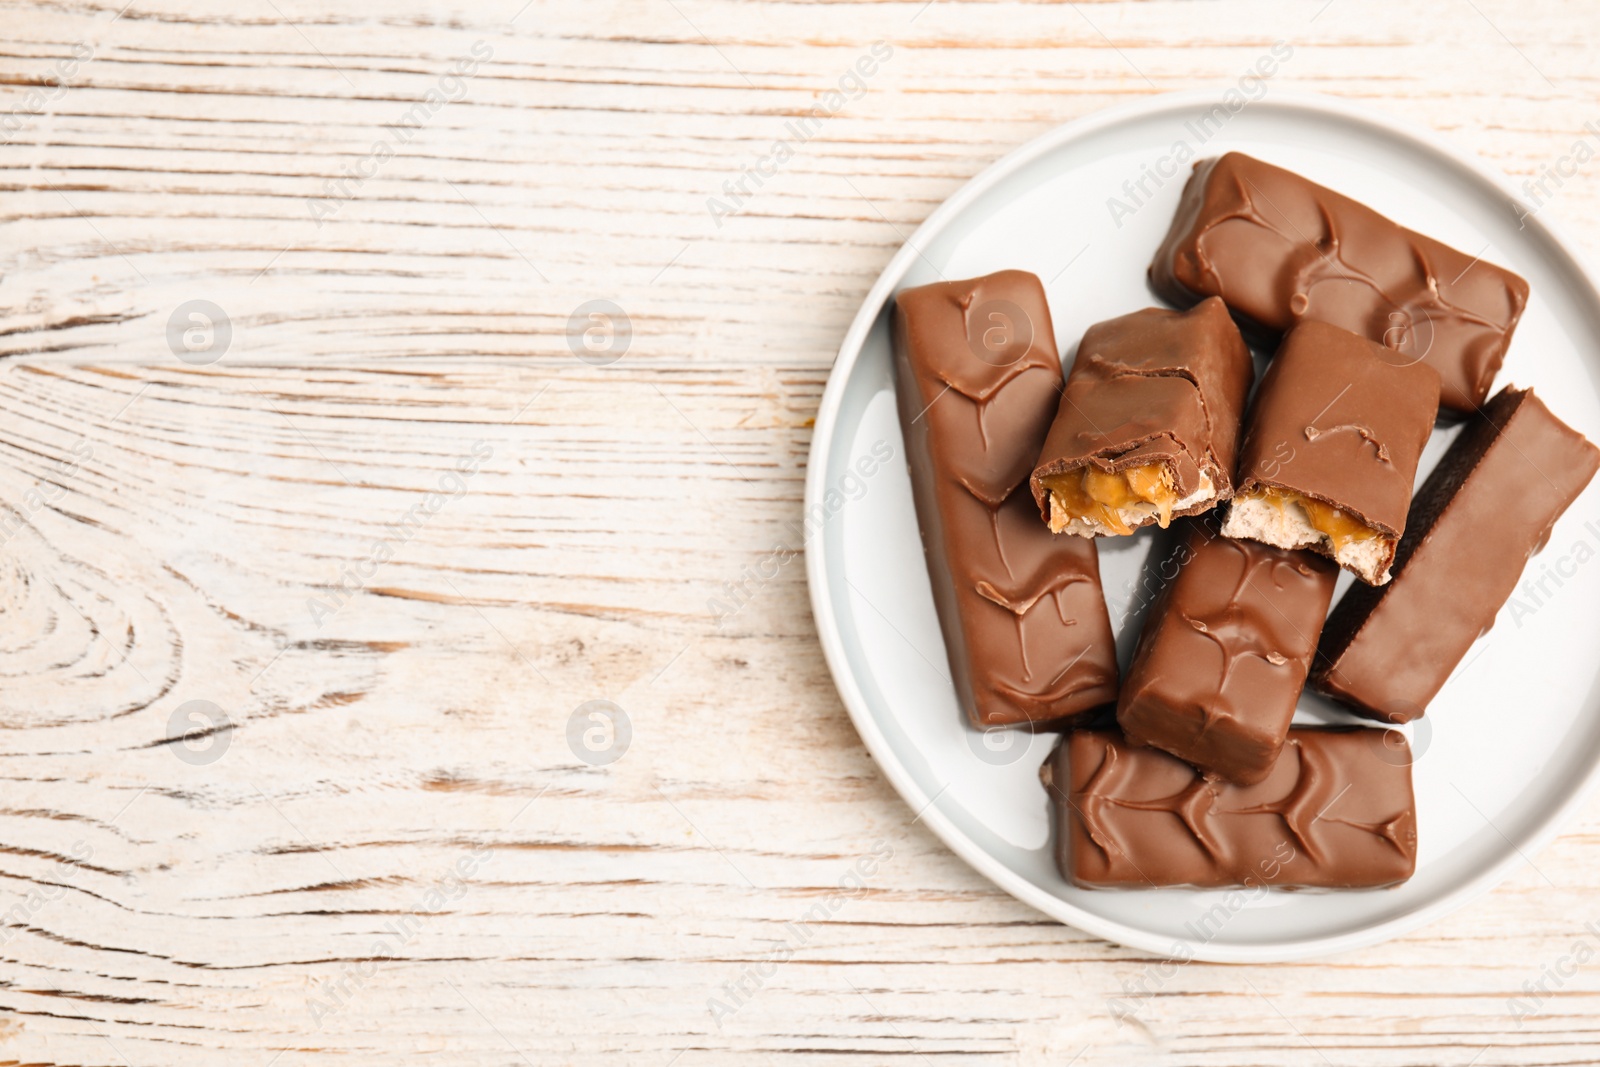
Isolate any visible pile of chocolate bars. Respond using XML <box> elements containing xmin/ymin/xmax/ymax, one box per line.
<box><xmin>893</xmin><ymin>152</ymin><xmax>1600</xmax><ymax>891</ymax></box>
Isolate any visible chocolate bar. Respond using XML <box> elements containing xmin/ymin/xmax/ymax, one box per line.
<box><xmin>1222</xmin><ymin>321</ymin><xmax>1439</xmax><ymax>585</ymax></box>
<box><xmin>1151</xmin><ymin>151</ymin><xmax>1529</xmax><ymax>414</ymax></box>
<box><xmin>1313</xmin><ymin>387</ymin><xmax>1600</xmax><ymax>722</ymax></box>
<box><xmin>1043</xmin><ymin>728</ymin><xmax>1417</xmax><ymax>889</ymax></box>
<box><xmin>1117</xmin><ymin>523</ymin><xmax>1338</xmax><ymax>785</ymax></box>
<box><xmin>894</xmin><ymin>271</ymin><xmax>1119</xmax><ymax>729</ymax></box>
<box><xmin>1029</xmin><ymin>297</ymin><xmax>1253</xmax><ymax>537</ymax></box>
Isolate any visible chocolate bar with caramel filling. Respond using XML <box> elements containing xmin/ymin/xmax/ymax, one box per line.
<box><xmin>1222</xmin><ymin>321</ymin><xmax>1439</xmax><ymax>586</ymax></box>
<box><xmin>1117</xmin><ymin>523</ymin><xmax>1338</xmax><ymax>785</ymax></box>
<box><xmin>1029</xmin><ymin>297</ymin><xmax>1253</xmax><ymax>538</ymax></box>
<box><xmin>1150</xmin><ymin>151</ymin><xmax>1529</xmax><ymax>414</ymax></box>
<box><xmin>894</xmin><ymin>270</ymin><xmax>1120</xmax><ymax>730</ymax></box>
<box><xmin>1043</xmin><ymin>728</ymin><xmax>1417</xmax><ymax>889</ymax></box>
<box><xmin>1313</xmin><ymin>387</ymin><xmax>1600</xmax><ymax>722</ymax></box>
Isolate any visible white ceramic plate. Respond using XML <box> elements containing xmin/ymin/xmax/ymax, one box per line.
<box><xmin>806</xmin><ymin>90</ymin><xmax>1600</xmax><ymax>962</ymax></box>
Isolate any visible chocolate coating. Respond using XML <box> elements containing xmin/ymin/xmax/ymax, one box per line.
<box><xmin>894</xmin><ymin>271</ymin><xmax>1120</xmax><ymax>729</ymax></box>
<box><xmin>1117</xmin><ymin>524</ymin><xmax>1338</xmax><ymax>785</ymax></box>
<box><xmin>1151</xmin><ymin>152</ymin><xmax>1529</xmax><ymax>414</ymax></box>
<box><xmin>1030</xmin><ymin>297</ymin><xmax>1254</xmax><ymax>529</ymax></box>
<box><xmin>1230</xmin><ymin>320</ymin><xmax>1440</xmax><ymax>573</ymax></box>
<box><xmin>1313</xmin><ymin>387</ymin><xmax>1600</xmax><ymax>722</ymax></box>
<box><xmin>1044</xmin><ymin>728</ymin><xmax>1417</xmax><ymax>889</ymax></box>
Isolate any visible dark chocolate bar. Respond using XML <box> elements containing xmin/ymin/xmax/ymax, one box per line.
<box><xmin>1151</xmin><ymin>151</ymin><xmax>1529</xmax><ymax>414</ymax></box>
<box><xmin>1222</xmin><ymin>321</ymin><xmax>1439</xmax><ymax>585</ymax></box>
<box><xmin>1030</xmin><ymin>297</ymin><xmax>1253</xmax><ymax>537</ymax></box>
<box><xmin>1313</xmin><ymin>387</ymin><xmax>1600</xmax><ymax>722</ymax></box>
<box><xmin>1044</xmin><ymin>728</ymin><xmax>1417</xmax><ymax>889</ymax></box>
<box><xmin>894</xmin><ymin>271</ymin><xmax>1119</xmax><ymax>729</ymax></box>
<box><xmin>1118</xmin><ymin>523</ymin><xmax>1338</xmax><ymax>785</ymax></box>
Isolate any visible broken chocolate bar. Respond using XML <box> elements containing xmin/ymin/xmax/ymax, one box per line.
<box><xmin>1044</xmin><ymin>727</ymin><xmax>1417</xmax><ymax>889</ymax></box>
<box><xmin>1029</xmin><ymin>297</ymin><xmax>1253</xmax><ymax>537</ymax></box>
<box><xmin>1150</xmin><ymin>151</ymin><xmax>1529</xmax><ymax>414</ymax></box>
<box><xmin>1313</xmin><ymin>387</ymin><xmax>1600</xmax><ymax>722</ymax></box>
<box><xmin>894</xmin><ymin>270</ymin><xmax>1120</xmax><ymax>729</ymax></box>
<box><xmin>1118</xmin><ymin>523</ymin><xmax>1338</xmax><ymax>785</ymax></box>
<box><xmin>1222</xmin><ymin>320</ymin><xmax>1439</xmax><ymax>585</ymax></box>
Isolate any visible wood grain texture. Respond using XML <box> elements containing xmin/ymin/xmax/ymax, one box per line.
<box><xmin>4</xmin><ymin>0</ymin><xmax>1600</xmax><ymax>1063</ymax></box>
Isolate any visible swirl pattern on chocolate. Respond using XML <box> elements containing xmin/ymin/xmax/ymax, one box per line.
<box><xmin>1046</xmin><ymin>728</ymin><xmax>1416</xmax><ymax>889</ymax></box>
<box><xmin>1150</xmin><ymin>152</ymin><xmax>1529</xmax><ymax>414</ymax></box>
<box><xmin>893</xmin><ymin>271</ymin><xmax>1120</xmax><ymax>728</ymax></box>
<box><xmin>1117</xmin><ymin>525</ymin><xmax>1338</xmax><ymax>785</ymax></box>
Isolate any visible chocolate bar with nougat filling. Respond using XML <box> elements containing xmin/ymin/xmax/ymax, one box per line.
<box><xmin>1150</xmin><ymin>151</ymin><xmax>1529</xmax><ymax>415</ymax></box>
<box><xmin>894</xmin><ymin>270</ymin><xmax>1120</xmax><ymax>730</ymax></box>
<box><xmin>1043</xmin><ymin>727</ymin><xmax>1418</xmax><ymax>889</ymax></box>
<box><xmin>1222</xmin><ymin>320</ymin><xmax>1439</xmax><ymax>586</ymax></box>
<box><xmin>1029</xmin><ymin>297</ymin><xmax>1253</xmax><ymax>538</ymax></box>
<box><xmin>1313</xmin><ymin>386</ymin><xmax>1600</xmax><ymax>722</ymax></box>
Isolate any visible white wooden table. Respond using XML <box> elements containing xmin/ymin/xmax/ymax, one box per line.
<box><xmin>3</xmin><ymin>1</ymin><xmax>1600</xmax><ymax>1063</ymax></box>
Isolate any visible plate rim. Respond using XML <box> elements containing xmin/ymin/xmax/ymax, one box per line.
<box><xmin>803</xmin><ymin>87</ymin><xmax>1600</xmax><ymax>963</ymax></box>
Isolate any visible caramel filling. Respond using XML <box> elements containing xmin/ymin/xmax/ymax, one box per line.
<box><xmin>1249</xmin><ymin>487</ymin><xmax>1380</xmax><ymax>554</ymax></box>
<box><xmin>1045</xmin><ymin>462</ymin><xmax>1180</xmax><ymax>535</ymax></box>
